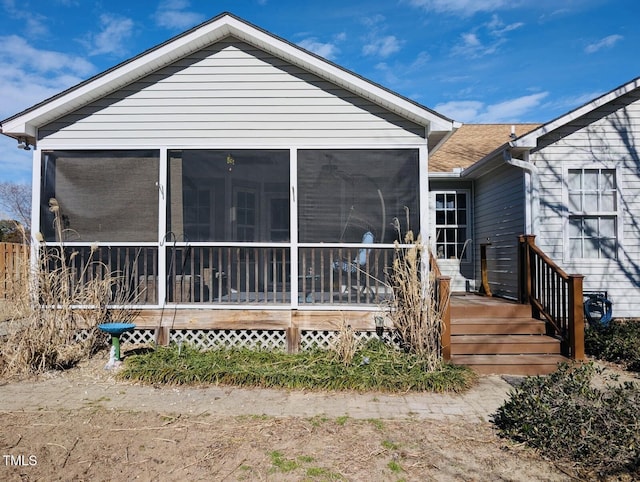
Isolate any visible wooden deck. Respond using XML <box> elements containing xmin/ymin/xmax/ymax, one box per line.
<box><xmin>121</xmin><ymin>292</ymin><xmax>570</xmax><ymax>375</ymax></box>
<box><xmin>448</xmin><ymin>294</ymin><xmax>568</xmax><ymax>376</ymax></box>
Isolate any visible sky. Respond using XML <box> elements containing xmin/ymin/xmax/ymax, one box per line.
<box><xmin>1</xmin><ymin>0</ymin><xmax>639</xmax><ymax>185</ymax></box>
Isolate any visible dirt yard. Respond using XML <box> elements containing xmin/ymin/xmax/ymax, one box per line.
<box><xmin>1</xmin><ymin>408</ymin><xmax>578</xmax><ymax>482</ymax></box>
<box><xmin>0</xmin><ymin>353</ymin><xmax>588</xmax><ymax>482</ymax></box>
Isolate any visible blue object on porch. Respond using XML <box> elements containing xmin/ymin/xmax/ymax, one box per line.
<box><xmin>98</xmin><ymin>323</ymin><xmax>136</xmax><ymax>362</ymax></box>
<box><xmin>333</xmin><ymin>231</ymin><xmax>375</xmax><ymax>272</ymax></box>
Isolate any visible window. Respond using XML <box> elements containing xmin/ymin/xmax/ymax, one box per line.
<box><xmin>435</xmin><ymin>192</ymin><xmax>469</xmax><ymax>260</ymax></box>
<box><xmin>234</xmin><ymin>189</ymin><xmax>256</xmax><ymax>242</ymax></box>
<box><xmin>567</xmin><ymin>168</ymin><xmax>617</xmax><ymax>259</ymax></box>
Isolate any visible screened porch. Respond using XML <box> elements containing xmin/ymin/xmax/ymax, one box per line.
<box><xmin>38</xmin><ymin>147</ymin><xmax>423</xmax><ymax>308</ymax></box>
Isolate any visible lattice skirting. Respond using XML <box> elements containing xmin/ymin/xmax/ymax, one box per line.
<box><xmin>77</xmin><ymin>328</ymin><xmax>399</xmax><ymax>352</ymax></box>
<box><xmin>170</xmin><ymin>329</ymin><xmax>287</xmax><ymax>351</ymax></box>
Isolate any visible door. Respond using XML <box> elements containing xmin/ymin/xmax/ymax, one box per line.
<box><xmin>432</xmin><ymin>190</ymin><xmax>474</xmax><ymax>292</ymax></box>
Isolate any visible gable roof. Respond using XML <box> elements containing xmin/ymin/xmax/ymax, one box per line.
<box><xmin>511</xmin><ymin>76</ymin><xmax>640</xmax><ymax>149</ymax></box>
<box><xmin>429</xmin><ymin>124</ymin><xmax>540</xmax><ymax>173</ymax></box>
<box><xmin>1</xmin><ymin>12</ymin><xmax>456</xmax><ymax>146</ymax></box>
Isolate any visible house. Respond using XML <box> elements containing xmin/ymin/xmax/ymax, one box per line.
<box><xmin>433</xmin><ymin>79</ymin><xmax>640</xmax><ymax>319</ymax></box>
<box><xmin>0</xmin><ymin>12</ymin><xmax>458</xmax><ymax>349</ymax></box>
<box><xmin>4</xmin><ymin>12</ymin><xmax>634</xmax><ymax>368</ymax></box>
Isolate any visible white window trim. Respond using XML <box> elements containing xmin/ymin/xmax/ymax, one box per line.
<box><xmin>562</xmin><ymin>163</ymin><xmax>623</xmax><ymax>264</ymax></box>
<box><xmin>432</xmin><ymin>189</ymin><xmax>472</xmax><ymax>263</ymax></box>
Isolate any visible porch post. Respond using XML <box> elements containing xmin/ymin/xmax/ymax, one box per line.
<box><xmin>290</xmin><ymin>148</ymin><xmax>299</xmax><ymax>309</ymax></box>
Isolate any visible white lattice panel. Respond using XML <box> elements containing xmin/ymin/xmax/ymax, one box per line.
<box><xmin>170</xmin><ymin>329</ymin><xmax>286</xmax><ymax>351</ymax></box>
<box><xmin>121</xmin><ymin>329</ymin><xmax>155</xmax><ymax>346</ymax></box>
<box><xmin>74</xmin><ymin>329</ymin><xmax>93</xmax><ymax>343</ymax></box>
<box><xmin>301</xmin><ymin>330</ymin><xmax>337</xmax><ymax>350</ymax></box>
<box><xmin>301</xmin><ymin>330</ymin><xmax>400</xmax><ymax>351</ymax></box>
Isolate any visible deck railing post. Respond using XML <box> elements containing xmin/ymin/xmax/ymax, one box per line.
<box><xmin>567</xmin><ymin>274</ymin><xmax>585</xmax><ymax>360</ymax></box>
<box><xmin>438</xmin><ymin>276</ymin><xmax>451</xmax><ymax>361</ymax></box>
<box><xmin>479</xmin><ymin>243</ymin><xmax>492</xmax><ymax>297</ymax></box>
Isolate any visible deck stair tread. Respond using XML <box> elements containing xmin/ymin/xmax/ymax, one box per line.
<box><xmin>451</xmin><ymin>317</ymin><xmax>546</xmax><ymax>335</ymax></box>
<box><xmin>449</xmin><ymin>354</ymin><xmax>569</xmax><ymax>376</ymax></box>
<box><xmin>448</xmin><ymin>295</ymin><xmax>567</xmax><ymax>375</ymax></box>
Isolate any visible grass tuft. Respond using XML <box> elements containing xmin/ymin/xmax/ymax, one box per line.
<box><xmin>118</xmin><ymin>339</ymin><xmax>476</xmax><ymax>392</ymax></box>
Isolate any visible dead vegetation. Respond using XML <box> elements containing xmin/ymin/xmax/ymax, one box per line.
<box><xmin>0</xmin><ymin>201</ymin><xmax>138</xmax><ymax>379</ymax></box>
<box><xmin>382</xmin><ymin>228</ymin><xmax>445</xmax><ymax>372</ymax></box>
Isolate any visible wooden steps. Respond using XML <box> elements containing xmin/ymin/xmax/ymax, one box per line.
<box><xmin>448</xmin><ymin>295</ymin><xmax>569</xmax><ymax>376</ymax></box>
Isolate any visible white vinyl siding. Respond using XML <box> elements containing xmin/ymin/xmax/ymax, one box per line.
<box><xmin>531</xmin><ymin>90</ymin><xmax>640</xmax><ymax>317</ymax></box>
<box><xmin>473</xmin><ymin>164</ymin><xmax>526</xmax><ymax>299</ymax></box>
<box><xmin>38</xmin><ymin>39</ymin><xmax>425</xmax><ymax>148</ymax></box>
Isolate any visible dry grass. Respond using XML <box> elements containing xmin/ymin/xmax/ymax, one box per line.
<box><xmin>382</xmin><ymin>230</ymin><xmax>445</xmax><ymax>372</ymax></box>
<box><xmin>0</xmin><ymin>201</ymin><xmax>139</xmax><ymax>379</ymax></box>
<box><xmin>331</xmin><ymin>321</ymin><xmax>359</xmax><ymax>365</ymax></box>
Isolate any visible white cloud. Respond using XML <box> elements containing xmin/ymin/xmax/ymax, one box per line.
<box><xmin>487</xmin><ymin>15</ymin><xmax>524</xmax><ymax>36</ymax></box>
<box><xmin>298</xmin><ymin>38</ymin><xmax>340</xmax><ymax>60</ymax></box>
<box><xmin>434</xmin><ymin>100</ymin><xmax>484</xmax><ymax>122</ymax></box>
<box><xmin>363</xmin><ymin>35</ymin><xmax>402</xmax><ymax>58</ymax></box>
<box><xmin>452</xmin><ymin>15</ymin><xmax>522</xmax><ymax>58</ymax></box>
<box><xmin>407</xmin><ymin>0</ymin><xmax>514</xmax><ymax>16</ymax></box>
<box><xmin>154</xmin><ymin>0</ymin><xmax>206</xmax><ymax>30</ymax></box>
<box><xmin>585</xmin><ymin>34</ymin><xmax>623</xmax><ymax>54</ymax></box>
<box><xmin>0</xmin><ymin>35</ymin><xmax>94</xmax><ymax>76</ymax></box>
<box><xmin>84</xmin><ymin>14</ymin><xmax>135</xmax><ymax>56</ymax></box>
<box><xmin>0</xmin><ymin>35</ymin><xmax>94</xmax><ymax>119</ymax></box>
<box><xmin>360</xmin><ymin>14</ymin><xmax>403</xmax><ymax>59</ymax></box>
<box><xmin>435</xmin><ymin>92</ymin><xmax>548</xmax><ymax>122</ymax></box>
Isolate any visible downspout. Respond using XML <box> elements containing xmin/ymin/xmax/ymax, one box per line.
<box><xmin>503</xmin><ymin>148</ymin><xmax>538</xmax><ymax>235</ymax></box>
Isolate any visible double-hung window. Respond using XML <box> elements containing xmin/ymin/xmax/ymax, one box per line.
<box><xmin>567</xmin><ymin>168</ymin><xmax>618</xmax><ymax>260</ymax></box>
<box><xmin>434</xmin><ymin>191</ymin><xmax>469</xmax><ymax>260</ymax></box>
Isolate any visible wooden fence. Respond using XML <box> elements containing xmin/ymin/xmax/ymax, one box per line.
<box><xmin>0</xmin><ymin>242</ymin><xmax>29</xmax><ymax>299</ymax></box>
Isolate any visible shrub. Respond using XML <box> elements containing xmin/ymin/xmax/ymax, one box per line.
<box><xmin>585</xmin><ymin>319</ymin><xmax>640</xmax><ymax>372</ymax></box>
<box><xmin>492</xmin><ymin>362</ymin><xmax>640</xmax><ymax>477</ymax></box>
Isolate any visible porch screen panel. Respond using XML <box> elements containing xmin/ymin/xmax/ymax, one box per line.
<box><xmin>40</xmin><ymin>150</ymin><xmax>159</xmax><ymax>242</ymax></box>
<box><xmin>168</xmin><ymin>150</ymin><xmax>289</xmax><ymax>242</ymax></box>
<box><xmin>298</xmin><ymin>149</ymin><xmax>419</xmax><ymax>243</ymax></box>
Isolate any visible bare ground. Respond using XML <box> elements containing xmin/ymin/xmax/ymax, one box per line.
<box><xmin>0</xmin><ymin>353</ymin><xmax>588</xmax><ymax>482</ymax></box>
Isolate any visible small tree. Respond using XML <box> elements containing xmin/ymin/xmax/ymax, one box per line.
<box><xmin>0</xmin><ymin>219</ymin><xmax>27</xmax><ymax>243</ymax></box>
<box><xmin>0</xmin><ymin>182</ymin><xmax>31</xmax><ymax>233</ymax></box>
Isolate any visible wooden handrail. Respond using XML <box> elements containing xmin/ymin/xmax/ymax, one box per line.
<box><xmin>518</xmin><ymin>235</ymin><xmax>585</xmax><ymax>360</ymax></box>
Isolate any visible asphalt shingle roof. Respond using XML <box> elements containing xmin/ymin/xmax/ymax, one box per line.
<box><xmin>429</xmin><ymin>124</ymin><xmax>541</xmax><ymax>173</ymax></box>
